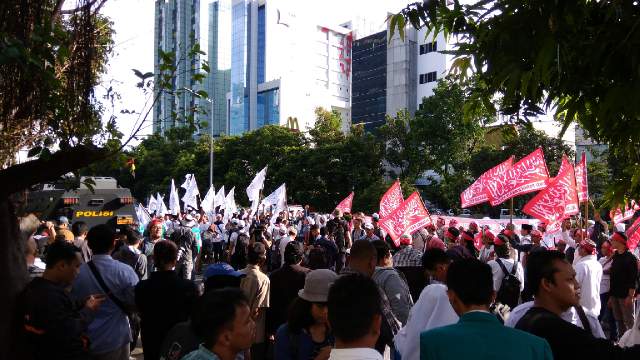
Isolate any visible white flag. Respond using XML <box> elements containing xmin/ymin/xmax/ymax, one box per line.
<box><xmin>214</xmin><ymin>185</ymin><xmax>226</xmax><ymax>210</ymax></box>
<box><xmin>246</xmin><ymin>166</ymin><xmax>267</xmax><ymax>214</ymax></box>
<box><xmin>180</xmin><ymin>174</ymin><xmax>192</xmax><ymax>189</ymax></box>
<box><xmin>223</xmin><ymin>187</ymin><xmax>237</xmax><ymax>223</ymax></box>
<box><xmin>181</xmin><ymin>174</ymin><xmax>200</xmax><ymax>211</ymax></box>
<box><xmin>169</xmin><ymin>179</ymin><xmax>180</xmax><ymax>215</ymax></box>
<box><xmin>261</xmin><ymin>183</ymin><xmax>287</xmax><ymax>224</ymax></box>
<box><xmin>201</xmin><ymin>186</ymin><xmax>215</xmax><ymax>214</ymax></box>
<box><xmin>136</xmin><ymin>204</ymin><xmax>151</xmax><ymax>228</ymax></box>
<box><xmin>147</xmin><ymin>195</ymin><xmax>158</xmax><ymax>214</ymax></box>
<box><xmin>156</xmin><ymin>193</ymin><xmax>168</xmax><ymax>216</ymax></box>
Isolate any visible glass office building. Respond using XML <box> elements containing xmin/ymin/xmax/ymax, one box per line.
<box><xmin>153</xmin><ymin>0</ymin><xmax>201</xmax><ymax>135</ymax></box>
<box><xmin>352</xmin><ymin>30</ymin><xmax>387</xmax><ymax>133</ymax></box>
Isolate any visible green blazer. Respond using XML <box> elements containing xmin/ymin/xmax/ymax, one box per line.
<box><xmin>420</xmin><ymin>311</ymin><xmax>553</xmax><ymax>360</ymax></box>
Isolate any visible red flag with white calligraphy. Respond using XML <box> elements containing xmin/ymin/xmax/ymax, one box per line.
<box><xmin>610</xmin><ymin>208</ymin><xmax>624</xmax><ymax>225</ymax></box>
<box><xmin>626</xmin><ymin>215</ymin><xmax>640</xmax><ymax>251</ymax></box>
<box><xmin>623</xmin><ymin>202</ymin><xmax>635</xmax><ymax>221</ymax></box>
<box><xmin>335</xmin><ymin>192</ymin><xmax>354</xmax><ymax>214</ymax></box>
<box><xmin>379</xmin><ymin>180</ymin><xmax>404</xmax><ymax>218</ymax></box>
<box><xmin>575</xmin><ymin>152</ymin><xmax>589</xmax><ymax>203</ymax></box>
<box><xmin>523</xmin><ymin>162</ymin><xmax>579</xmax><ymax>227</ymax></box>
<box><xmin>378</xmin><ymin>192</ymin><xmax>432</xmax><ymax>246</ymax></box>
<box><xmin>558</xmin><ymin>154</ymin><xmax>571</xmax><ymax>176</ymax></box>
<box><xmin>485</xmin><ymin>148</ymin><xmax>550</xmax><ymax>206</ymax></box>
<box><xmin>460</xmin><ymin>156</ymin><xmax>514</xmax><ymax>208</ymax></box>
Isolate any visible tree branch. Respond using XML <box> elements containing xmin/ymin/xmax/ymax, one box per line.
<box><xmin>59</xmin><ymin>0</ymin><xmax>108</xmax><ymax>15</ymax></box>
<box><xmin>0</xmin><ymin>144</ymin><xmax>108</xmax><ymax>198</ymax></box>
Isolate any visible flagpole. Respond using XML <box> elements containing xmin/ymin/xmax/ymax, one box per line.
<box><xmin>510</xmin><ymin>198</ymin><xmax>514</xmax><ymax>224</ymax></box>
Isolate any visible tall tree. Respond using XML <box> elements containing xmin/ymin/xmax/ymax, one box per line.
<box><xmin>390</xmin><ymin>0</ymin><xmax>640</xmax><ymax>204</ymax></box>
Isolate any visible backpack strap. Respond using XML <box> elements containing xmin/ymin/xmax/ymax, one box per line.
<box><xmin>87</xmin><ymin>261</ymin><xmax>131</xmax><ymax>317</ymax></box>
<box><xmin>574</xmin><ymin>305</ymin><xmax>593</xmax><ymax>336</ymax></box>
<box><xmin>495</xmin><ymin>258</ymin><xmax>510</xmax><ymax>277</ymax></box>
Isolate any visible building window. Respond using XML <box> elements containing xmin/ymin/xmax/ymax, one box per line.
<box><xmin>419</xmin><ymin>41</ymin><xmax>438</xmax><ymax>55</ymax></box>
<box><xmin>419</xmin><ymin>71</ymin><xmax>438</xmax><ymax>84</ymax></box>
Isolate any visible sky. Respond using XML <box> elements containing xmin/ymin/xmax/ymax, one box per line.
<box><xmin>98</xmin><ymin>0</ymin><xmax>409</xmax><ymax>146</ymax></box>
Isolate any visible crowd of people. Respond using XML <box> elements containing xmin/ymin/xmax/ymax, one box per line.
<box><xmin>16</xmin><ymin>205</ymin><xmax>640</xmax><ymax>360</ymax></box>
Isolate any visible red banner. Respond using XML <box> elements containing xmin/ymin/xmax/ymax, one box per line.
<box><xmin>523</xmin><ymin>162</ymin><xmax>579</xmax><ymax>227</ymax></box>
<box><xmin>575</xmin><ymin>152</ymin><xmax>589</xmax><ymax>202</ymax></box>
<box><xmin>378</xmin><ymin>192</ymin><xmax>432</xmax><ymax>246</ymax></box>
<box><xmin>379</xmin><ymin>181</ymin><xmax>404</xmax><ymax>218</ymax></box>
<box><xmin>485</xmin><ymin>148</ymin><xmax>550</xmax><ymax>206</ymax></box>
<box><xmin>558</xmin><ymin>154</ymin><xmax>571</xmax><ymax>176</ymax></box>
<box><xmin>624</xmin><ymin>203</ymin><xmax>635</xmax><ymax>221</ymax></box>
<box><xmin>460</xmin><ymin>156</ymin><xmax>514</xmax><ymax>208</ymax></box>
<box><xmin>335</xmin><ymin>192</ymin><xmax>354</xmax><ymax>214</ymax></box>
<box><xmin>626</xmin><ymin>215</ymin><xmax>640</xmax><ymax>251</ymax></box>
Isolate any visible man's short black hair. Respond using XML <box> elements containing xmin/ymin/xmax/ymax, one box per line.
<box><xmin>446</xmin><ymin>258</ymin><xmax>493</xmax><ymax>306</ymax></box>
<box><xmin>71</xmin><ymin>221</ymin><xmax>89</xmax><ymax>237</ymax></box>
<box><xmin>349</xmin><ymin>240</ymin><xmax>376</xmax><ymax>262</ymax></box>
<box><xmin>525</xmin><ymin>250</ymin><xmax>567</xmax><ymax>296</ymax></box>
<box><xmin>247</xmin><ymin>242</ymin><xmax>266</xmax><ymax>264</ymax></box>
<box><xmin>284</xmin><ymin>241</ymin><xmax>304</xmax><ymax>265</ymax></box>
<box><xmin>371</xmin><ymin>240</ymin><xmax>391</xmax><ymax>263</ymax></box>
<box><xmin>45</xmin><ymin>241</ymin><xmax>80</xmax><ymax>269</ymax></box>
<box><xmin>422</xmin><ymin>248</ymin><xmax>451</xmax><ymax>271</ymax></box>
<box><xmin>328</xmin><ymin>273</ymin><xmax>381</xmax><ymax>343</ymax></box>
<box><xmin>153</xmin><ymin>240</ymin><xmax>178</xmax><ymax>268</ymax></box>
<box><xmin>87</xmin><ymin>224</ymin><xmax>115</xmax><ymax>254</ymax></box>
<box><xmin>123</xmin><ymin>226</ymin><xmax>142</xmax><ymax>246</ymax></box>
<box><xmin>191</xmin><ymin>288</ymin><xmax>248</xmax><ymax>348</ymax></box>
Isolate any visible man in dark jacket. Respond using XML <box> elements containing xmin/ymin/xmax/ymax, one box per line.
<box><xmin>515</xmin><ymin>251</ymin><xmax>640</xmax><ymax>360</ymax></box>
<box><xmin>22</xmin><ymin>241</ymin><xmax>105</xmax><ymax>360</ymax></box>
<box><xmin>267</xmin><ymin>242</ymin><xmax>309</xmax><ymax>339</ymax></box>
<box><xmin>608</xmin><ymin>232</ymin><xmax>638</xmax><ymax>338</ymax></box>
<box><xmin>135</xmin><ymin>240</ymin><xmax>199</xmax><ymax>360</ymax></box>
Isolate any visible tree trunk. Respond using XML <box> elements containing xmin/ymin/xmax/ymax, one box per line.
<box><xmin>0</xmin><ymin>196</ymin><xmax>29</xmax><ymax>359</ymax></box>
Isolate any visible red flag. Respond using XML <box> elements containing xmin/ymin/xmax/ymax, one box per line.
<box><xmin>633</xmin><ymin>200</ymin><xmax>640</xmax><ymax>211</ymax></box>
<box><xmin>626</xmin><ymin>216</ymin><xmax>640</xmax><ymax>251</ymax></box>
<box><xmin>460</xmin><ymin>156</ymin><xmax>514</xmax><ymax>208</ymax></box>
<box><xmin>379</xmin><ymin>181</ymin><xmax>404</xmax><ymax>218</ymax></box>
<box><xmin>523</xmin><ymin>161</ymin><xmax>579</xmax><ymax>227</ymax></box>
<box><xmin>378</xmin><ymin>192</ymin><xmax>432</xmax><ymax>247</ymax></box>
<box><xmin>335</xmin><ymin>192</ymin><xmax>354</xmax><ymax>214</ymax></box>
<box><xmin>485</xmin><ymin>148</ymin><xmax>550</xmax><ymax>206</ymax></box>
<box><xmin>610</xmin><ymin>208</ymin><xmax>624</xmax><ymax>225</ymax></box>
<box><xmin>623</xmin><ymin>202</ymin><xmax>635</xmax><ymax>221</ymax></box>
<box><xmin>557</xmin><ymin>154</ymin><xmax>571</xmax><ymax>176</ymax></box>
<box><xmin>575</xmin><ymin>152</ymin><xmax>588</xmax><ymax>202</ymax></box>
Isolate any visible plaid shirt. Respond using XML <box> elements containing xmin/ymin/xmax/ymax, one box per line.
<box><xmin>392</xmin><ymin>246</ymin><xmax>423</xmax><ymax>267</ymax></box>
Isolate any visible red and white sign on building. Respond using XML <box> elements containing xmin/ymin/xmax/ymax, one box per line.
<box><xmin>379</xmin><ymin>181</ymin><xmax>404</xmax><ymax>218</ymax></box>
<box><xmin>378</xmin><ymin>192</ymin><xmax>432</xmax><ymax>246</ymax></box>
<box><xmin>460</xmin><ymin>156</ymin><xmax>514</xmax><ymax>208</ymax></box>
<box><xmin>523</xmin><ymin>162</ymin><xmax>579</xmax><ymax>229</ymax></box>
<box><xmin>335</xmin><ymin>192</ymin><xmax>354</xmax><ymax>214</ymax></box>
<box><xmin>485</xmin><ymin>148</ymin><xmax>550</xmax><ymax>206</ymax></box>
<box><xmin>575</xmin><ymin>152</ymin><xmax>589</xmax><ymax>202</ymax></box>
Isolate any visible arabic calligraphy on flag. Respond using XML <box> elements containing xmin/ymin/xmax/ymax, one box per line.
<box><xmin>460</xmin><ymin>156</ymin><xmax>514</xmax><ymax>208</ymax></box>
<box><xmin>523</xmin><ymin>163</ymin><xmax>579</xmax><ymax>228</ymax></box>
<box><xmin>378</xmin><ymin>192</ymin><xmax>432</xmax><ymax>246</ymax></box>
<box><xmin>485</xmin><ymin>148</ymin><xmax>550</xmax><ymax>206</ymax></box>
<box><xmin>380</xmin><ymin>181</ymin><xmax>403</xmax><ymax>218</ymax></box>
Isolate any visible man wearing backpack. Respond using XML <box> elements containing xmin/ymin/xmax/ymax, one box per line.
<box><xmin>488</xmin><ymin>234</ymin><xmax>524</xmax><ymax>309</ymax></box>
<box><xmin>170</xmin><ymin>217</ymin><xmax>198</xmax><ymax>280</ymax></box>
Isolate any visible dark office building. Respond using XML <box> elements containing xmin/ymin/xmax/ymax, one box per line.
<box><xmin>352</xmin><ymin>30</ymin><xmax>387</xmax><ymax>133</ymax></box>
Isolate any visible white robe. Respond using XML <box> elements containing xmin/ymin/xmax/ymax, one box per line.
<box><xmin>487</xmin><ymin>258</ymin><xmax>525</xmax><ymax>292</ymax></box>
<box><xmin>574</xmin><ymin>254</ymin><xmax>603</xmax><ymax>318</ymax></box>
<box><xmin>505</xmin><ymin>301</ymin><xmax>605</xmax><ymax>339</ymax></box>
<box><xmin>394</xmin><ymin>283</ymin><xmax>458</xmax><ymax>360</ymax></box>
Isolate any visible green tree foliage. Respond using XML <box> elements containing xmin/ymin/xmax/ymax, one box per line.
<box><xmin>389</xmin><ymin>0</ymin><xmax>640</xmax><ymax>204</ymax></box>
<box><xmin>84</xmin><ymin>109</ymin><xmax>386</xmax><ymax>213</ymax></box>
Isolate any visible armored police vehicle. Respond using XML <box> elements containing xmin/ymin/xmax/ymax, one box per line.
<box><xmin>25</xmin><ymin>176</ymin><xmax>136</xmax><ymax>227</ymax></box>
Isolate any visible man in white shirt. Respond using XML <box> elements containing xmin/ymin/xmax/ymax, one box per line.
<box><xmin>278</xmin><ymin>227</ymin><xmax>296</xmax><ymax>266</ymax></box>
<box><xmin>328</xmin><ymin>273</ymin><xmax>384</xmax><ymax>360</ymax></box>
<box><xmin>487</xmin><ymin>235</ymin><xmax>525</xmax><ymax>293</ymax></box>
<box><xmin>574</xmin><ymin>239</ymin><xmax>603</xmax><ymax>317</ymax></box>
<box><xmin>394</xmin><ymin>249</ymin><xmax>458</xmax><ymax>360</ymax></box>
